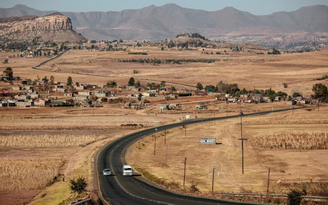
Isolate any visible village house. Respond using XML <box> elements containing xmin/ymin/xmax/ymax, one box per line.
<box><xmin>29</xmin><ymin>92</ymin><xmax>39</xmax><ymax>99</ymax></box>
<box><xmin>33</xmin><ymin>99</ymin><xmax>51</xmax><ymax>106</ymax></box>
<box><xmin>12</xmin><ymin>86</ymin><xmax>22</xmax><ymax>91</ymax></box>
<box><xmin>74</xmin><ymin>96</ymin><xmax>89</xmax><ymax>101</ymax></box>
<box><xmin>53</xmin><ymin>87</ymin><xmax>66</xmax><ymax>92</ymax></box>
<box><xmin>142</xmin><ymin>92</ymin><xmax>156</xmax><ymax>97</ymax></box>
<box><xmin>0</xmin><ymin>100</ymin><xmax>16</xmax><ymax>107</ymax></box>
<box><xmin>126</xmin><ymin>86</ymin><xmax>136</xmax><ymax>90</ymax></box>
<box><xmin>75</xmin><ymin>86</ymin><xmax>85</xmax><ymax>91</ymax></box>
<box><xmin>148</xmin><ymin>89</ymin><xmax>158</xmax><ymax>93</ymax></box>
<box><xmin>64</xmin><ymin>93</ymin><xmax>74</xmax><ymax>97</ymax></box>
<box><xmin>287</xmin><ymin>100</ymin><xmax>297</xmax><ymax>105</ymax></box>
<box><xmin>164</xmin><ymin>94</ymin><xmax>177</xmax><ymax>100</ymax></box>
<box><xmin>16</xmin><ymin>101</ymin><xmax>34</xmax><ymax>107</ymax></box>
<box><xmin>0</xmin><ymin>91</ymin><xmax>12</xmax><ymax>97</ymax></box>
<box><xmin>78</xmin><ymin>91</ymin><xmax>92</xmax><ymax>96</ymax></box>
<box><xmin>94</xmin><ymin>91</ymin><xmax>110</xmax><ymax>98</ymax></box>
<box><xmin>300</xmin><ymin>98</ymin><xmax>311</xmax><ymax>104</ymax></box>
<box><xmin>253</xmin><ymin>94</ymin><xmax>263</xmax><ymax>102</ymax></box>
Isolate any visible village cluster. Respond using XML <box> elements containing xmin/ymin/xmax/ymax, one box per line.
<box><xmin>0</xmin><ymin>75</ymin><xmax>317</xmax><ymax>110</ymax></box>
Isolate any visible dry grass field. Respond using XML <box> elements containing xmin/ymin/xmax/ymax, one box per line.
<box><xmin>1</xmin><ymin>48</ymin><xmax>328</xmax><ymax>96</ymax></box>
<box><xmin>126</xmin><ymin>107</ymin><xmax>328</xmax><ymax>198</ymax></box>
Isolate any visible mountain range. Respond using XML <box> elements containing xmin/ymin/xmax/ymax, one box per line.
<box><xmin>0</xmin><ymin>4</ymin><xmax>328</xmax><ymax>41</ymax></box>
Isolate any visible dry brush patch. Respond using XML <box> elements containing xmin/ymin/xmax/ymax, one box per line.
<box><xmin>0</xmin><ymin>159</ymin><xmax>62</xmax><ymax>191</ymax></box>
<box><xmin>250</xmin><ymin>132</ymin><xmax>328</xmax><ymax>150</ymax></box>
<box><xmin>0</xmin><ymin>134</ymin><xmax>110</xmax><ymax>147</ymax></box>
<box><xmin>0</xmin><ymin>115</ymin><xmax>168</xmax><ymax>130</ymax></box>
<box><xmin>246</xmin><ymin>114</ymin><xmax>328</xmax><ymax>125</ymax></box>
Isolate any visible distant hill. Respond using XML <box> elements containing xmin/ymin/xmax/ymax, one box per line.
<box><xmin>0</xmin><ymin>4</ymin><xmax>327</xmax><ymax>41</ymax></box>
<box><xmin>0</xmin><ymin>13</ymin><xmax>87</xmax><ymax>42</ymax></box>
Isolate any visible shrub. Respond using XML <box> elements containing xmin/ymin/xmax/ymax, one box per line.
<box><xmin>283</xmin><ymin>83</ymin><xmax>288</xmax><ymax>88</ymax></box>
<box><xmin>287</xmin><ymin>190</ymin><xmax>302</xmax><ymax>205</ymax></box>
<box><xmin>69</xmin><ymin>176</ymin><xmax>87</xmax><ymax>194</ymax></box>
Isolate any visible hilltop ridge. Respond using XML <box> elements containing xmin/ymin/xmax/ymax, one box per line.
<box><xmin>0</xmin><ymin>13</ymin><xmax>87</xmax><ymax>42</ymax></box>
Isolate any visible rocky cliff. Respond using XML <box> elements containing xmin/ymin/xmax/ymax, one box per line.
<box><xmin>0</xmin><ymin>13</ymin><xmax>87</xmax><ymax>42</ymax></box>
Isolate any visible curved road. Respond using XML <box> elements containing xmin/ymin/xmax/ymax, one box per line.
<box><xmin>96</xmin><ymin>107</ymin><xmax>304</xmax><ymax>205</ymax></box>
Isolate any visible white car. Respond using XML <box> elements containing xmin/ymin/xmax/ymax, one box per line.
<box><xmin>122</xmin><ymin>165</ymin><xmax>133</xmax><ymax>176</ymax></box>
<box><xmin>103</xmin><ymin>168</ymin><xmax>111</xmax><ymax>176</ymax></box>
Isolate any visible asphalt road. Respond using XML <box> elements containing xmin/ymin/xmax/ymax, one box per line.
<box><xmin>96</xmin><ymin>107</ymin><xmax>303</xmax><ymax>205</ymax></box>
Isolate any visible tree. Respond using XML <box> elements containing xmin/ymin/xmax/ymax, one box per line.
<box><xmin>3</xmin><ymin>67</ymin><xmax>13</xmax><ymax>80</ymax></box>
<box><xmin>283</xmin><ymin>83</ymin><xmax>288</xmax><ymax>88</ymax></box>
<box><xmin>312</xmin><ymin>83</ymin><xmax>328</xmax><ymax>101</ymax></box>
<box><xmin>292</xmin><ymin>92</ymin><xmax>302</xmax><ymax>98</ymax></box>
<box><xmin>167</xmin><ymin>40</ymin><xmax>175</xmax><ymax>48</ymax></box>
<box><xmin>288</xmin><ymin>96</ymin><xmax>292</xmax><ymax>101</ymax></box>
<box><xmin>160</xmin><ymin>81</ymin><xmax>166</xmax><ymax>87</ymax></box>
<box><xmin>196</xmin><ymin>82</ymin><xmax>203</xmax><ymax>90</ymax></box>
<box><xmin>147</xmin><ymin>83</ymin><xmax>152</xmax><ymax>89</ymax></box>
<box><xmin>69</xmin><ymin>176</ymin><xmax>87</xmax><ymax>194</ymax></box>
<box><xmin>128</xmin><ymin>77</ymin><xmax>135</xmax><ymax>86</ymax></box>
<box><xmin>42</xmin><ymin>76</ymin><xmax>49</xmax><ymax>84</ymax></box>
<box><xmin>172</xmin><ymin>86</ymin><xmax>177</xmax><ymax>92</ymax></box>
<box><xmin>101</xmin><ymin>97</ymin><xmax>107</xmax><ymax>102</ymax></box>
<box><xmin>135</xmin><ymin>80</ymin><xmax>141</xmax><ymax>88</ymax></box>
<box><xmin>138</xmin><ymin>93</ymin><xmax>143</xmax><ymax>101</ymax></box>
<box><xmin>67</xmin><ymin>76</ymin><xmax>72</xmax><ymax>86</ymax></box>
<box><xmin>161</xmin><ymin>47</ymin><xmax>164</xmax><ymax>51</ymax></box>
<box><xmin>106</xmin><ymin>81</ymin><xmax>117</xmax><ymax>87</ymax></box>
<box><xmin>3</xmin><ymin>59</ymin><xmax>8</xmax><ymax>64</ymax></box>
<box><xmin>60</xmin><ymin>43</ymin><xmax>64</xmax><ymax>51</ymax></box>
<box><xmin>50</xmin><ymin>76</ymin><xmax>54</xmax><ymax>84</ymax></box>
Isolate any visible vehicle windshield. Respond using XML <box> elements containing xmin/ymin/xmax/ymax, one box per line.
<box><xmin>104</xmin><ymin>169</ymin><xmax>110</xmax><ymax>172</ymax></box>
<box><xmin>124</xmin><ymin>168</ymin><xmax>132</xmax><ymax>171</ymax></box>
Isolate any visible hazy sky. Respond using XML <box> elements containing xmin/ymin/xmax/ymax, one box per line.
<box><xmin>1</xmin><ymin>0</ymin><xmax>328</xmax><ymax>15</ymax></box>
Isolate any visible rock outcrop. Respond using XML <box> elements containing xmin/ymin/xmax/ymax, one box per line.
<box><xmin>0</xmin><ymin>13</ymin><xmax>87</xmax><ymax>42</ymax></box>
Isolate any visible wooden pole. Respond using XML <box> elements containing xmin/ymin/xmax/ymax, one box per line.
<box><xmin>183</xmin><ymin>157</ymin><xmax>187</xmax><ymax>188</ymax></box>
<box><xmin>212</xmin><ymin>168</ymin><xmax>215</xmax><ymax>193</ymax></box>
<box><xmin>267</xmin><ymin>169</ymin><xmax>271</xmax><ymax>194</ymax></box>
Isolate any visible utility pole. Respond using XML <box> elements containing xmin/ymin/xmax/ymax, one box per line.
<box><xmin>267</xmin><ymin>168</ymin><xmax>271</xmax><ymax>194</ymax></box>
<box><xmin>226</xmin><ymin>102</ymin><xmax>228</xmax><ymax>116</ymax></box>
<box><xmin>183</xmin><ymin>157</ymin><xmax>187</xmax><ymax>188</ymax></box>
<box><xmin>238</xmin><ymin>107</ymin><xmax>247</xmax><ymax>174</ymax></box>
<box><xmin>154</xmin><ymin>128</ymin><xmax>157</xmax><ymax>155</ymax></box>
<box><xmin>213</xmin><ymin>111</ymin><xmax>215</xmax><ymax>125</ymax></box>
<box><xmin>184</xmin><ymin>124</ymin><xmax>186</xmax><ymax>137</ymax></box>
<box><xmin>166</xmin><ymin>145</ymin><xmax>168</xmax><ymax>167</ymax></box>
<box><xmin>164</xmin><ymin>129</ymin><xmax>166</xmax><ymax>145</ymax></box>
<box><xmin>212</xmin><ymin>168</ymin><xmax>215</xmax><ymax>193</ymax></box>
